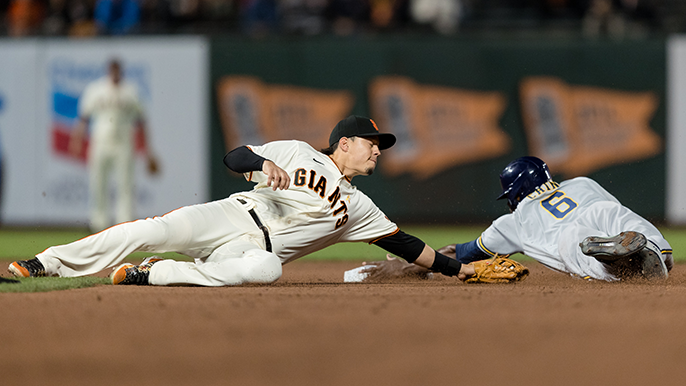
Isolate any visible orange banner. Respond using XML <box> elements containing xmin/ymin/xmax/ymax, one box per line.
<box><xmin>216</xmin><ymin>76</ymin><xmax>354</xmax><ymax>151</ymax></box>
<box><xmin>520</xmin><ymin>77</ymin><xmax>661</xmax><ymax>177</ymax></box>
<box><xmin>369</xmin><ymin>76</ymin><xmax>510</xmax><ymax>178</ymax></box>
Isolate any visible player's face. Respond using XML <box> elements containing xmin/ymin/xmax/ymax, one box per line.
<box><xmin>109</xmin><ymin>63</ymin><xmax>122</xmax><ymax>85</ymax></box>
<box><xmin>348</xmin><ymin>136</ymin><xmax>381</xmax><ymax>176</ymax></box>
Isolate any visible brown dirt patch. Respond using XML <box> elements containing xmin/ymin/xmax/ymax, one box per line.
<box><xmin>1</xmin><ymin>259</ymin><xmax>685</xmax><ymax>386</ymax></box>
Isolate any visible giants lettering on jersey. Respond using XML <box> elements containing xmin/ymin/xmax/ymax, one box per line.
<box><xmin>294</xmin><ymin>168</ymin><xmax>348</xmax><ymax>229</ymax></box>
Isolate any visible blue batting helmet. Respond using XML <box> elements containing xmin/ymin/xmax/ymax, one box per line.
<box><xmin>497</xmin><ymin>156</ymin><xmax>552</xmax><ymax>211</ymax></box>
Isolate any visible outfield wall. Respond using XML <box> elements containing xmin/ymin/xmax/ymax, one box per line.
<box><xmin>210</xmin><ymin>37</ymin><xmax>668</xmax><ymax>223</ymax></box>
<box><xmin>1</xmin><ymin>36</ymin><xmax>684</xmax><ymax>226</ymax></box>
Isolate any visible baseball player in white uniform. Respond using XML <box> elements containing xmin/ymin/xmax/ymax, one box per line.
<box><xmin>69</xmin><ymin>59</ymin><xmax>159</xmax><ymax>233</ymax></box>
<box><xmin>9</xmin><ymin>116</ymin><xmax>476</xmax><ymax>285</ymax></box>
<box><xmin>363</xmin><ymin>156</ymin><xmax>672</xmax><ymax>282</ymax></box>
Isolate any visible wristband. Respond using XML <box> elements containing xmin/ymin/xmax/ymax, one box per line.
<box><xmin>430</xmin><ymin>251</ymin><xmax>461</xmax><ymax>277</ymax></box>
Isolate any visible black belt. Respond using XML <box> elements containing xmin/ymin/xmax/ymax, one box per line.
<box><xmin>237</xmin><ymin>199</ymin><xmax>272</xmax><ymax>252</ymax></box>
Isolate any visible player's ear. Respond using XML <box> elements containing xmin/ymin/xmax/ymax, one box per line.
<box><xmin>338</xmin><ymin>137</ymin><xmax>350</xmax><ymax>152</ymax></box>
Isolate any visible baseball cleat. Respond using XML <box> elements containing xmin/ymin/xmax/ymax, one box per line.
<box><xmin>638</xmin><ymin>243</ymin><xmax>668</xmax><ymax>280</ymax></box>
<box><xmin>580</xmin><ymin>231</ymin><xmax>647</xmax><ymax>262</ymax></box>
<box><xmin>8</xmin><ymin>258</ymin><xmax>47</xmax><ymax>278</ymax></box>
<box><xmin>111</xmin><ymin>256</ymin><xmax>163</xmax><ymax>285</ymax></box>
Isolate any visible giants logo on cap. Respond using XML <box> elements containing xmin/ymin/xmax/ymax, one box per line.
<box><xmin>370</xmin><ymin>119</ymin><xmax>379</xmax><ymax>132</ymax></box>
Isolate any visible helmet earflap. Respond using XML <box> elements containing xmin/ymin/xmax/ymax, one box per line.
<box><xmin>497</xmin><ymin>156</ymin><xmax>552</xmax><ymax>211</ymax></box>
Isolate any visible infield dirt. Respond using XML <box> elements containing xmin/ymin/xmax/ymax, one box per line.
<box><xmin>1</xmin><ymin>259</ymin><xmax>685</xmax><ymax>386</ymax></box>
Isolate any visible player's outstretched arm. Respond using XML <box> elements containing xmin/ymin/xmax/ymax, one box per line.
<box><xmin>437</xmin><ymin>240</ymin><xmax>491</xmax><ymax>264</ymax></box>
<box><xmin>414</xmin><ymin>244</ymin><xmax>475</xmax><ymax>279</ymax></box>
<box><xmin>437</xmin><ymin>244</ymin><xmax>456</xmax><ymax>259</ymax></box>
<box><xmin>371</xmin><ymin>231</ymin><xmax>474</xmax><ymax>280</ymax></box>
<box><xmin>361</xmin><ymin>251</ymin><xmax>476</xmax><ymax>282</ymax></box>
<box><xmin>361</xmin><ymin>254</ymin><xmax>433</xmax><ymax>281</ymax></box>
<box><xmin>136</xmin><ymin>120</ymin><xmax>160</xmax><ymax>176</ymax></box>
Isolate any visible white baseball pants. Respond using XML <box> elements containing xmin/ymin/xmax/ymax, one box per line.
<box><xmin>36</xmin><ymin>197</ymin><xmax>282</xmax><ymax>286</ymax></box>
<box><xmin>88</xmin><ymin>140</ymin><xmax>135</xmax><ymax>233</ymax></box>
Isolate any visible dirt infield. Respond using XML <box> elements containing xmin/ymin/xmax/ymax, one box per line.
<box><xmin>2</xmin><ymin>259</ymin><xmax>686</xmax><ymax>386</ymax></box>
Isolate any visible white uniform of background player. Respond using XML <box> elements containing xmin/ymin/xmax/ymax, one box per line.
<box><xmin>70</xmin><ymin>59</ymin><xmax>159</xmax><ymax>233</ymax></box>
<box><xmin>11</xmin><ymin>116</ymin><xmax>474</xmax><ymax>285</ymax></box>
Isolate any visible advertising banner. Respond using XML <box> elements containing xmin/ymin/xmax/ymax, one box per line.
<box><xmin>0</xmin><ymin>42</ymin><xmax>42</xmax><ymax>223</ymax></box>
<box><xmin>216</xmin><ymin>76</ymin><xmax>354</xmax><ymax>151</ymax></box>
<box><xmin>210</xmin><ymin>37</ymin><xmax>666</xmax><ymax>222</ymax></box>
<box><xmin>520</xmin><ymin>77</ymin><xmax>662</xmax><ymax>178</ymax></box>
<box><xmin>0</xmin><ymin>37</ymin><xmax>209</xmax><ymax>226</ymax></box>
<box><xmin>369</xmin><ymin>76</ymin><xmax>510</xmax><ymax>179</ymax></box>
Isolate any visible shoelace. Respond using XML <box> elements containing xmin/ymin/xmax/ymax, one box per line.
<box><xmin>124</xmin><ymin>266</ymin><xmax>149</xmax><ymax>285</ymax></box>
<box><xmin>124</xmin><ymin>261</ymin><xmax>158</xmax><ymax>285</ymax></box>
<box><xmin>19</xmin><ymin>258</ymin><xmax>46</xmax><ymax>276</ymax></box>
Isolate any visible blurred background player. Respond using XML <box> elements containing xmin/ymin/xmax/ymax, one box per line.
<box><xmin>69</xmin><ymin>58</ymin><xmax>160</xmax><ymax>233</ymax></box>
<box><xmin>360</xmin><ymin>156</ymin><xmax>672</xmax><ymax>282</ymax></box>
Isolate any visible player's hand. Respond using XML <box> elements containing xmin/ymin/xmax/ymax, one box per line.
<box><xmin>437</xmin><ymin>244</ymin><xmax>457</xmax><ymax>259</ymax></box>
<box><xmin>147</xmin><ymin>154</ymin><xmax>160</xmax><ymax>176</ymax></box>
<box><xmin>360</xmin><ymin>254</ymin><xmax>432</xmax><ymax>281</ymax></box>
<box><xmin>457</xmin><ymin>263</ymin><xmax>476</xmax><ymax>281</ymax></box>
<box><xmin>262</xmin><ymin>160</ymin><xmax>290</xmax><ymax>191</ymax></box>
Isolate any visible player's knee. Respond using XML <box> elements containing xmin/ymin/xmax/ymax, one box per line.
<box><xmin>128</xmin><ymin>216</ymin><xmax>190</xmax><ymax>247</ymax></box>
<box><xmin>240</xmin><ymin>249</ymin><xmax>282</xmax><ymax>284</ymax></box>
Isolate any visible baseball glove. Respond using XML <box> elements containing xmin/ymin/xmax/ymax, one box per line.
<box><xmin>464</xmin><ymin>256</ymin><xmax>529</xmax><ymax>284</ymax></box>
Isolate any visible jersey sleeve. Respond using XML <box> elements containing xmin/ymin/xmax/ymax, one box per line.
<box><xmin>339</xmin><ymin>194</ymin><xmax>398</xmax><ymax>244</ymax></box>
<box><xmin>453</xmin><ymin>239</ymin><xmax>491</xmax><ymax>263</ymax></box>
<box><xmin>244</xmin><ymin>140</ymin><xmax>302</xmax><ymax>184</ymax></box>
<box><xmin>479</xmin><ymin>213</ymin><xmax>524</xmax><ymax>256</ymax></box>
<box><xmin>223</xmin><ymin>146</ymin><xmax>266</xmax><ymax>173</ymax></box>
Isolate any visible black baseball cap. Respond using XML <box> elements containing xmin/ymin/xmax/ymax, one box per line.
<box><xmin>329</xmin><ymin>115</ymin><xmax>396</xmax><ymax>150</ymax></box>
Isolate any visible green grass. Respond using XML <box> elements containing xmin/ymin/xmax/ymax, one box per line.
<box><xmin>0</xmin><ymin>229</ymin><xmax>90</xmax><ymax>259</ymax></box>
<box><xmin>3</xmin><ymin>225</ymin><xmax>686</xmax><ymax>263</ymax></box>
<box><xmin>657</xmin><ymin>228</ymin><xmax>686</xmax><ymax>258</ymax></box>
<box><xmin>0</xmin><ymin>228</ymin><xmax>189</xmax><ymax>261</ymax></box>
<box><xmin>0</xmin><ymin>276</ymin><xmax>109</xmax><ymax>293</ymax></box>
<box><xmin>304</xmin><ymin>226</ymin><xmax>686</xmax><ymax>262</ymax></box>
<box><xmin>303</xmin><ymin>225</ymin><xmax>487</xmax><ymax>261</ymax></box>
<box><xmin>1</xmin><ymin>225</ymin><xmax>685</xmax><ymax>293</ymax></box>
<box><xmin>0</xmin><ymin>225</ymin><xmax>486</xmax><ymax>262</ymax></box>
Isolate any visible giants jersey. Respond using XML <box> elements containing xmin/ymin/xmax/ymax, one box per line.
<box><xmin>78</xmin><ymin>77</ymin><xmax>144</xmax><ymax>146</ymax></box>
<box><xmin>232</xmin><ymin>140</ymin><xmax>398</xmax><ymax>264</ymax></box>
<box><xmin>479</xmin><ymin>177</ymin><xmax>672</xmax><ymax>278</ymax></box>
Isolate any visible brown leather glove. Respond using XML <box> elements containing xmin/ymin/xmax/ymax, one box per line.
<box><xmin>464</xmin><ymin>256</ymin><xmax>529</xmax><ymax>284</ymax></box>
